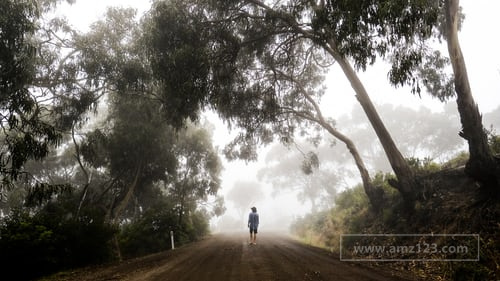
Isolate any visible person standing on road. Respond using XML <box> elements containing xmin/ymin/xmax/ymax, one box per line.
<box><xmin>248</xmin><ymin>206</ymin><xmax>259</xmax><ymax>245</ymax></box>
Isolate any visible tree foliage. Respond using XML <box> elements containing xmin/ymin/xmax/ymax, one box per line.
<box><xmin>151</xmin><ymin>1</ymin><xmax>426</xmax><ymax>209</ymax></box>
<box><xmin>0</xmin><ymin>0</ymin><xmax>61</xmax><ymax>185</ymax></box>
<box><xmin>336</xmin><ymin>104</ymin><xmax>464</xmax><ymax>169</ymax></box>
<box><xmin>165</xmin><ymin>124</ymin><xmax>222</xmax><ymax>225</ymax></box>
<box><xmin>69</xmin><ymin>6</ymin><xmax>225</xmax><ymax>226</ymax></box>
<box><xmin>145</xmin><ymin>0</ymin><xmax>211</xmax><ymax>128</ymax></box>
<box><xmin>0</xmin><ymin>0</ymin><xmax>103</xmax><ymax>197</ymax></box>
<box><xmin>118</xmin><ymin>196</ymin><xmax>209</xmax><ymax>259</ymax></box>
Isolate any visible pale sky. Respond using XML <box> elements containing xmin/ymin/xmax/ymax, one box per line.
<box><xmin>56</xmin><ymin>1</ymin><xmax>500</xmax><ymax>230</ymax></box>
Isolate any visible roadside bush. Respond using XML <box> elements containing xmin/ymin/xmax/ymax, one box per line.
<box><xmin>188</xmin><ymin>210</ymin><xmax>210</xmax><ymax>239</ymax></box>
<box><xmin>119</xmin><ymin>204</ymin><xmax>178</xmax><ymax>258</ymax></box>
<box><xmin>0</xmin><ymin>210</ymin><xmax>58</xmax><ymax>280</ymax></box>
<box><xmin>291</xmin><ymin>184</ymin><xmax>376</xmax><ymax>251</ymax></box>
<box><xmin>119</xmin><ymin>205</ymin><xmax>211</xmax><ymax>259</ymax></box>
<box><xmin>290</xmin><ymin>210</ymin><xmax>333</xmax><ymax>248</ymax></box>
<box><xmin>0</xmin><ymin>206</ymin><xmax>115</xmax><ymax>280</ymax></box>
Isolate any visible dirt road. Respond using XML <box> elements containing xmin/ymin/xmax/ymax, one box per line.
<box><xmin>56</xmin><ymin>233</ymin><xmax>416</xmax><ymax>281</ymax></box>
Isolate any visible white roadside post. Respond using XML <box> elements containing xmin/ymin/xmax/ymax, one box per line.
<box><xmin>170</xmin><ymin>230</ymin><xmax>175</xmax><ymax>250</ymax></box>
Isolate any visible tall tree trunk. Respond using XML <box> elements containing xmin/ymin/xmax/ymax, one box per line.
<box><xmin>113</xmin><ymin>165</ymin><xmax>142</xmax><ymax>223</ymax></box>
<box><xmin>444</xmin><ymin>0</ymin><xmax>499</xmax><ymax>194</ymax></box>
<box><xmin>334</xmin><ymin>53</ymin><xmax>417</xmax><ymax>206</ymax></box>
<box><xmin>110</xmin><ymin>165</ymin><xmax>141</xmax><ymax>261</ymax></box>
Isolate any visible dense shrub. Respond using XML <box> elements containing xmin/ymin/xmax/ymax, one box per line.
<box><xmin>187</xmin><ymin>210</ymin><xmax>210</xmax><ymax>240</ymax></box>
<box><xmin>0</xmin><ymin>206</ymin><xmax>115</xmax><ymax>280</ymax></box>
<box><xmin>119</xmin><ymin>205</ymin><xmax>210</xmax><ymax>259</ymax></box>
<box><xmin>290</xmin><ymin>183</ymin><xmax>373</xmax><ymax>251</ymax></box>
<box><xmin>119</xmin><ymin>204</ymin><xmax>178</xmax><ymax>258</ymax></box>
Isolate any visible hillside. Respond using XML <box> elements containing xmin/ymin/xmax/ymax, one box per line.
<box><xmin>292</xmin><ymin>167</ymin><xmax>500</xmax><ymax>280</ymax></box>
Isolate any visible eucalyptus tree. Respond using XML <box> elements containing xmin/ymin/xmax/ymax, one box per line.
<box><xmin>0</xmin><ymin>0</ymin><xmax>107</xmax><ymax>202</ymax></box>
<box><xmin>146</xmin><ymin>0</ymin><xmax>444</xmax><ymax>208</ymax></box>
<box><xmin>145</xmin><ymin>0</ymin><xmax>386</xmax><ymax>209</ymax></box>
<box><xmin>104</xmin><ymin>96</ymin><xmax>178</xmax><ymax>222</ymax></box>
<box><xmin>72</xmin><ymin>7</ymin><xmax>224</xmax><ymax>225</ymax></box>
<box><xmin>165</xmin><ymin>124</ymin><xmax>223</xmax><ymax>226</ymax></box>
<box><xmin>68</xmin><ymin>7</ymin><xmax>176</xmax><ymax>222</ymax></box>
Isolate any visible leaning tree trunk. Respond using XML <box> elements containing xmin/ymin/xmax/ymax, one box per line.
<box><xmin>333</xmin><ymin>52</ymin><xmax>418</xmax><ymax>206</ymax></box>
<box><xmin>297</xmin><ymin>87</ymin><xmax>384</xmax><ymax>211</ymax></box>
<box><xmin>444</xmin><ymin>0</ymin><xmax>499</xmax><ymax>193</ymax></box>
<box><xmin>322</xmin><ymin>122</ymin><xmax>385</xmax><ymax>211</ymax></box>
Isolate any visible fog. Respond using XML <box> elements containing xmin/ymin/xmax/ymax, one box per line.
<box><xmin>211</xmin><ymin>102</ymin><xmax>500</xmax><ymax>233</ymax></box>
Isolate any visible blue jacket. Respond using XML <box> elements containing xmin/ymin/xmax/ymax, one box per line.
<box><xmin>248</xmin><ymin>212</ymin><xmax>259</xmax><ymax>228</ymax></box>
